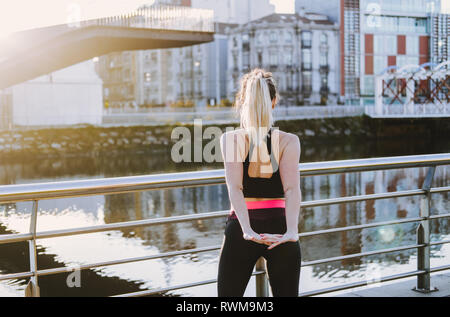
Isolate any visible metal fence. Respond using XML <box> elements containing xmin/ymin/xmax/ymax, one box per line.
<box><xmin>80</xmin><ymin>4</ymin><xmax>215</xmax><ymax>33</ymax></box>
<box><xmin>365</xmin><ymin>103</ymin><xmax>450</xmax><ymax>118</ymax></box>
<box><xmin>0</xmin><ymin>153</ymin><xmax>449</xmax><ymax>297</ymax></box>
<box><xmin>0</xmin><ymin>106</ymin><xmax>364</xmax><ymax>130</ymax></box>
<box><xmin>101</xmin><ymin>106</ymin><xmax>365</xmax><ymax>127</ymax></box>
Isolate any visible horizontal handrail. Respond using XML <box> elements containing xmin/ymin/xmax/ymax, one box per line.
<box><xmin>301</xmin><ymin>244</ymin><xmax>426</xmax><ymax>267</ymax></box>
<box><xmin>0</xmin><ymin>186</ymin><xmax>447</xmax><ymax>245</ymax></box>
<box><xmin>0</xmin><ymin>153</ymin><xmax>449</xmax><ymax>296</ymax></box>
<box><xmin>0</xmin><ymin>153</ymin><xmax>448</xmax><ymax>204</ymax></box>
<box><xmin>1</xmin><ymin>212</ymin><xmax>449</xmax><ymax>283</ymax></box>
<box><xmin>299</xmin><ymin>270</ymin><xmax>428</xmax><ymax>297</ymax></box>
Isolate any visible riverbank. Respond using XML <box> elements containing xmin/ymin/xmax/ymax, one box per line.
<box><xmin>0</xmin><ymin>116</ymin><xmax>448</xmax><ymax>159</ymax></box>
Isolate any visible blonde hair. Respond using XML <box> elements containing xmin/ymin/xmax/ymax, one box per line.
<box><xmin>234</xmin><ymin>68</ymin><xmax>278</xmax><ymax>162</ymax></box>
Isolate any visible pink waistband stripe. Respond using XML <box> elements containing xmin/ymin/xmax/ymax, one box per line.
<box><xmin>245</xmin><ymin>199</ymin><xmax>286</xmax><ymax>210</ymax></box>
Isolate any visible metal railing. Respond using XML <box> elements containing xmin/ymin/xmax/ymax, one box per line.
<box><xmin>0</xmin><ymin>153</ymin><xmax>449</xmax><ymax>297</ymax></box>
<box><xmin>101</xmin><ymin>106</ymin><xmax>365</xmax><ymax>127</ymax></box>
<box><xmin>77</xmin><ymin>4</ymin><xmax>215</xmax><ymax>33</ymax></box>
<box><xmin>365</xmin><ymin>103</ymin><xmax>450</xmax><ymax>118</ymax></box>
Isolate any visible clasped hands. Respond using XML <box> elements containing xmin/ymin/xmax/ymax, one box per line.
<box><xmin>243</xmin><ymin>230</ymin><xmax>298</xmax><ymax>250</ymax></box>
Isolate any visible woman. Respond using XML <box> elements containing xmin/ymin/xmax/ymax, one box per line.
<box><xmin>218</xmin><ymin>68</ymin><xmax>302</xmax><ymax>297</ymax></box>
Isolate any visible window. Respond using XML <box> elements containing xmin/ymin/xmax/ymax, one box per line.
<box><xmin>320</xmin><ymin>52</ymin><xmax>328</xmax><ymax>66</ymax></box>
<box><xmin>257</xmin><ymin>50</ymin><xmax>263</xmax><ymax>65</ymax></box>
<box><xmin>287</xmin><ymin>73</ymin><xmax>293</xmax><ymax>90</ymax></box>
<box><xmin>269</xmin><ymin>51</ymin><xmax>278</xmax><ymax>66</ymax></box>
<box><xmin>243</xmin><ymin>52</ymin><xmax>250</xmax><ymax>68</ymax></box>
<box><xmin>407</xmin><ymin>36</ymin><xmax>419</xmax><ymax>55</ymax></box>
<box><xmin>408</xmin><ymin>56</ymin><xmax>419</xmax><ymax>65</ymax></box>
<box><xmin>285</xmin><ymin>50</ymin><xmax>293</xmax><ymax>65</ymax></box>
<box><xmin>257</xmin><ymin>33</ymin><xmax>264</xmax><ymax>45</ymax></box>
<box><xmin>232</xmin><ymin>53</ymin><xmax>238</xmax><ymax>69</ymax></box>
<box><xmin>374</xmin><ymin>35</ymin><xmax>396</xmax><ymax>55</ymax></box>
<box><xmin>302</xmin><ymin>31</ymin><xmax>312</xmax><ymax>47</ymax></box>
<box><xmin>386</xmin><ymin>35</ymin><xmax>397</xmax><ymax>55</ymax></box>
<box><xmin>374</xmin><ymin>55</ymin><xmax>386</xmax><ymax>75</ymax></box>
<box><xmin>373</xmin><ymin>35</ymin><xmax>383</xmax><ymax>54</ymax></box>
<box><xmin>123</xmin><ymin>68</ymin><xmax>131</xmax><ymax>80</ymax></box>
<box><xmin>285</xmin><ymin>31</ymin><xmax>293</xmax><ymax>43</ymax></box>
<box><xmin>320</xmin><ymin>33</ymin><xmax>328</xmax><ymax>45</ymax></box>
<box><xmin>397</xmin><ymin>55</ymin><xmax>408</xmax><ymax>68</ymax></box>
<box><xmin>302</xmin><ymin>72</ymin><xmax>312</xmax><ymax>94</ymax></box>
<box><xmin>362</xmin><ymin>76</ymin><xmax>374</xmax><ymax>95</ymax></box>
<box><xmin>302</xmin><ymin>49</ymin><xmax>312</xmax><ymax>70</ymax></box>
<box><xmin>374</xmin><ymin>16</ymin><xmax>428</xmax><ymax>33</ymax></box>
<box><xmin>144</xmin><ymin>72</ymin><xmax>151</xmax><ymax>83</ymax></box>
<box><xmin>321</xmin><ymin>75</ymin><xmax>328</xmax><ymax>88</ymax></box>
<box><xmin>270</xmin><ymin>31</ymin><xmax>278</xmax><ymax>43</ymax></box>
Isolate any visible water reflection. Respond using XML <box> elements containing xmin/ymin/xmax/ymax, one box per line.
<box><xmin>0</xmin><ymin>137</ymin><xmax>449</xmax><ymax>296</ymax></box>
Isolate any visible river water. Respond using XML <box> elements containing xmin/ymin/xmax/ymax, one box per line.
<box><xmin>0</xmin><ymin>130</ymin><xmax>449</xmax><ymax>297</ymax></box>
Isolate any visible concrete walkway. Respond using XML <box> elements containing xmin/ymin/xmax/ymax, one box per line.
<box><xmin>331</xmin><ymin>272</ymin><xmax>450</xmax><ymax>297</ymax></box>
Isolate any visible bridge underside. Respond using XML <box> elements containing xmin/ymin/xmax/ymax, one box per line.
<box><xmin>0</xmin><ymin>25</ymin><xmax>214</xmax><ymax>89</ymax></box>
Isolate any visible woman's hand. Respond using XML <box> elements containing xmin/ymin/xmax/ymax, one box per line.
<box><xmin>243</xmin><ymin>229</ymin><xmax>272</xmax><ymax>246</ymax></box>
<box><xmin>260</xmin><ymin>232</ymin><xmax>299</xmax><ymax>250</ymax></box>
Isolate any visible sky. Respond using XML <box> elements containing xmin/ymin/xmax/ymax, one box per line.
<box><xmin>270</xmin><ymin>0</ymin><xmax>295</xmax><ymax>13</ymax></box>
<box><xmin>0</xmin><ymin>0</ymin><xmax>295</xmax><ymax>37</ymax></box>
<box><xmin>1</xmin><ymin>0</ymin><xmax>449</xmax><ymax>37</ymax></box>
<box><xmin>443</xmin><ymin>0</ymin><xmax>450</xmax><ymax>13</ymax></box>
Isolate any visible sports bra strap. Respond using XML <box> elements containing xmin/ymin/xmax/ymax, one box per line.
<box><xmin>244</xmin><ymin>128</ymin><xmax>279</xmax><ymax>173</ymax></box>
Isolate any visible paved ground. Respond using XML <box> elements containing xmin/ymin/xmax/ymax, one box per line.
<box><xmin>330</xmin><ymin>272</ymin><xmax>450</xmax><ymax>297</ymax></box>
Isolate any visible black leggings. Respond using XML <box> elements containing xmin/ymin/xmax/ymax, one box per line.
<box><xmin>217</xmin><ymin>213</ymin><xmax>301</xmax><ymax>297</ymax></box>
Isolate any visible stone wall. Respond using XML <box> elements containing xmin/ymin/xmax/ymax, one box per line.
<box><xmin>0</xmin><ymin>116</ymin><xmax>448</xmax><ymax>159</ymax></box>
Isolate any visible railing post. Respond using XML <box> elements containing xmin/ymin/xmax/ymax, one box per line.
<box><xmin>413</xmin><ymin>166</ymin><xmax>438</xmax><ymax>293</ymax></box>
<box><xmin>255</xmin><ymin>257</ymin><xmax>269</xmax><ymax>297</ymax></box>
<box><xmin>25</xmin><ymin>200</ymin><xmax>40</xmax><ymax>297</ymax></box>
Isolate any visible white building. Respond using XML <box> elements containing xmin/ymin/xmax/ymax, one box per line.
<box><xmin>9</xmin><ymin>60</ymin><xmax>103</xmax><ymax>127</ymax></box>
<box><xmin>227</xmin><ymin>12</ymin><xmax>340</xmax><ymax>106</ymax></box>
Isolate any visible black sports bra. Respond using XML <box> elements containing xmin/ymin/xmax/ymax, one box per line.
<box><xmin>242</xmin><ymin>128</ymin><xmax>284</xmax><ymax>198</ymax></box>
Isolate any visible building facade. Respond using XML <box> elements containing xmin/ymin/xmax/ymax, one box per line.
<box><xmin>10</xmin><ymin>60</ymin><xmax>103</xmax><ymax>126</ymax></box>
<box><xmin>226</xmin><ymin>13</ymin><xmax>340</xmax><ymax>106</ymax></box>
<box><xmin>430</xmin><ymin>12</ymin><xmax>450</xmax><ymax>65</ymax></box>
<box><xmin>98</xmin><ymin>0</ymin><xmax>274</xmax><ymax>110</ymax></box>
<box><xmin>340</xmin><ymin>0</ymin><xmax>448</xmax><ymax>105</ymax></box>
<box><xmin>172</xmin><ymin>22</ymin><xmax>237</xmax><ymax>108</ymax></box>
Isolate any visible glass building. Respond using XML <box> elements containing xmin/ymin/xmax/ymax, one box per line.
<box><xmin>338</xmin><ymin>0</ymin><xmax>447</xmax><ymax>105</ymax></box>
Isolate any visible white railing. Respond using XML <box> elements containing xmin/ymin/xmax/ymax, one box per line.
<box><xmin>365</xmin><ymin>103</ymin><xmax>450</xmax><ymax>118</ymax></box>
<box><xmin>101</xmin><ymin>106</ymin><xmax>365</xmax><ymax>126</ymax></box>
<box><xmin>80</xmin><ymin>4</ymin><xmax>215</xmax><ymax>33</ymax></box>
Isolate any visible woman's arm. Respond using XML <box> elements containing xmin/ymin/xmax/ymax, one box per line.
<box><xmin>220</xmin><ymin>132</ymin><xmax>268</xmax><ymax>244</ymax></box>
<box><xmin>266</xmin><ymin>134</ymin><xmax>301</xmax><ymax>250</ymax></box>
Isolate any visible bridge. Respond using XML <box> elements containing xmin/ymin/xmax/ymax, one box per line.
<box><xmin>0</xmin><ymin>153</ymin><xmax>448</xmax><ymax>297</ymax></box>
<box><xmin>0</xmin><ymin>4</ymin><xmax>214</xmax><ymax>89</ymax></box>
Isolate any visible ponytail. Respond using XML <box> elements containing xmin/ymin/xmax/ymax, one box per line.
<box><xmin>236</xmin><ymin>69</ymin><xmax>277</xmax><ymax>164</ymax></box>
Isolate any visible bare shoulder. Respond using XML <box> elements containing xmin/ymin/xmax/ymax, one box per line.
<box><xmin>274</xmin><ymin>129</ymin><xmax>300</xmax><ymax>150</ymax></box>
